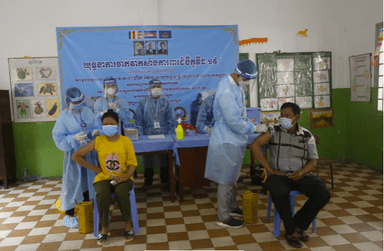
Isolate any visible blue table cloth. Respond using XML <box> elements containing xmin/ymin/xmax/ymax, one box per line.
<box><xmin>132</xmin><ymin>135</ymin><xmax>175</xmax><ymax>153</ymax></box>
<box><xmin>172</xmin><ymin>132</ymin><xmax>262</xmax><ymax>165</ymax></box>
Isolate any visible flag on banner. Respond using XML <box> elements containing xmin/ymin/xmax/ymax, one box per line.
<box><xmin>129</xmin><ymin>31</ymin><xmax>142</xmax><ymax>39</ymax></box>
<box><xmin>159</xmin><ymin>30</ymin><xmax>172</xmax><ymax>39</ymax></box>
<box><xmin>144</xmin><ymin>30</ymin><xmax>157</xmax><ymax>39</ymax></box>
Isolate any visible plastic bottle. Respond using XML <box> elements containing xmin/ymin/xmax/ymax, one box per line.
<box><xmin>23</xmin><ymin>168</ymin><xmax>28</xmax><ymax>182</ymax></box>
<box><xmin>176</xmin><ymin>124</ymin><xmax>184</xmax><ymax>140</ymax></box>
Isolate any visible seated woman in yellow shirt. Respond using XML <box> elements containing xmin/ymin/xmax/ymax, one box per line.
<box><xmin>72</xmin><ymin>109</ymin><xmax>137</xmax><ymax>245</ymax></box>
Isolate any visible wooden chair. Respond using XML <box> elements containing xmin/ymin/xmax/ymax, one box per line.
<box><xmin>313</xmin><ymin>134</ymin><xmax>334</xmax><ymax>189</ymax></box>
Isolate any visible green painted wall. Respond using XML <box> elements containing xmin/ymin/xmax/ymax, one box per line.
<box><xmin>12</xmin><ymin>88</ymin><xmax>383</xmax><ymax>180</ymax></box>
<box><xmin>345</xmin><ymin>88</ymin><xmax>383</xmax><ymax>170</ymax></box>
<box><xmin>13</xmin><ymin>122</ymin><xmax>63</xmax><ymax>179</ymax></box>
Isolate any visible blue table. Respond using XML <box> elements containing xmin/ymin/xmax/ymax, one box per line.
<box><xmin>132</xmin><ymin>135</ymin><xmax>176</xmax><ymax>202</ymax></box>
<box><xmin>172</xmin><ymin>132</ymin><xmax>263</xmax><ymax>201</ymax></box>
<box><xmin>172</xmin><ymin>134</ymin><xmax>210</xmax><ymax>166</ymax></box>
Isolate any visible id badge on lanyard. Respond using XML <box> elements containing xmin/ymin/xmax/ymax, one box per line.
<box><xmin>154</xmin><ymin>119</ymin><xmax>160</xmax><ymax>129</ymax></box>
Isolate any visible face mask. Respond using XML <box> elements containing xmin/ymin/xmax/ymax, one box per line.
<box><xmin>151</xmin><ymin>88</ymin><xmax>162</xmax><ymax>97</ymax></box>
<box><xmin>70</xmin><ymin>102</ymin><xmax>83</xmax><ymax>110</ymax></box>
<box><xmin>102</xmin><ymin>125</ymin><xmax>118</xmax><ymax>137</ymax></box>
<box><xmin>238</xmin><ymin>76</ymin><xmax>249</xmax><ymax>86</ymax></box>
<box><xmin>280</xmin><ymin>116</ymin><xmax>296</xmax><ymax>130</ymax></box>
<box><xmin>106</xmin><ymin>88</ymin><xmax>116</xmax><ymax>95</ymax></box>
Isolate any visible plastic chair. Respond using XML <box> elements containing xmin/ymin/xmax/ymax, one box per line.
<box><xmin>93</xmin><ymin>185</ymin><xmax>139</xmax><ymax>238</ymax></box>
<box><xmin>267</xmin><ymin>190</ymin><xmax>316</xmax><ymax>237</ymax></box>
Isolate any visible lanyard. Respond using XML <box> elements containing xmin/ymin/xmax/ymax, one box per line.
<box><xmin>106</xmin><ymin>96</ymin><xmax>116</xmax><ymax>109</ymax></box>
<box><xmin>148</xmin><ymin>97</ymin><xmax>161</xmax><ymax>120</ymax></box>
<box><xmin>72</xmin><ymin>111</ymin><xmax>87</xmax><ymax>130</ymax></box>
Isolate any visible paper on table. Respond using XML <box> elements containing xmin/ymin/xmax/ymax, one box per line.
<box><xmin>148</xmin><ymin>134</ymin><xmax>165</xmax><ymax>139</ymax></box>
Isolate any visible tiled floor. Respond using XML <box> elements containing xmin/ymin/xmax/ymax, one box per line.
<box><xmin>0</xmin><ymin>159</ymin><xmax>382</xmax><ymax>251</ymax></box>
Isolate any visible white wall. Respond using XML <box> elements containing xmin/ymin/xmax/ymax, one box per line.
<box><xmin>1</xmin><ymin>0</ymin><xmax>382</xmax><ymax>106</ymax></box>
<box><xmin>0</xmin><ymin>0</ymin><xmax>157</xmax><ymax>89</ymax></box>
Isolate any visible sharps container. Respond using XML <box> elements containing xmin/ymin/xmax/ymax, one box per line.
<box><xmin>246</xmin><ymin>107</ymin><xmax>261</xmax><ymax>124</ymax></box>
<box><xmin>243</xmin><ymin>190</ymin><xmax>258</xmax><ymax>224</ymax></box>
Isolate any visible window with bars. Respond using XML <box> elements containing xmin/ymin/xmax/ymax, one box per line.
<box><xmin>378</xmin><ymin>52</ymin><xmax>383</xmax><ymax>111</ymax></box>
<box><xmin>374</xmin><ymin>22</ymin><xmax>383</xmax><ymax>111</ymax></box>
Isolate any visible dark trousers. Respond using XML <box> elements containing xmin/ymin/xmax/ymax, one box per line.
<box><xmin>93</xmin><ymin>179</ymin><xmax>133</xmax><ymax>227</ymax></box>
<box><xmin>143</xmin><ymin>154</ymin><xmax>169</xmax><ymax>184</ymax></box>
<box><xmin>65</xmin><ymin>191</ymin><xmax>89</xmax><ymax>216</ymax></box>
<box><xmin>267</xmin><ymin>175</ymin><xmax>330</xmax><ymax>235</ymax></box>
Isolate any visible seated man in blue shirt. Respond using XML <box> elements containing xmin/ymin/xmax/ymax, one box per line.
<box><xmin>250</xmin><ymin>102</ymin><xmax>330</xmax><ymax>249</ymax></box>
<box><xmin>195</xmin><ymin>93</ymin><xmax>215</xmax><ymax>134</ymax></box>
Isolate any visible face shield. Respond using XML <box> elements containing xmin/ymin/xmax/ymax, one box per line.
<box><xmin>236</xmin><ymin>59</ymin><xmax>258</xmax><ymax>93</ymax></box>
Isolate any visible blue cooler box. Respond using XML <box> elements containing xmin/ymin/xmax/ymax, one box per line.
<box><xmin>246</xmin><ymin>107</ymin><xmax>261</xmax><ymax>124</ymax></box>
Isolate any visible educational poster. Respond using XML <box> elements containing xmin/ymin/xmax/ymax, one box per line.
<box><xmin>310</xmin><ymin>108</ymin><xmax>334</xmax><ymax>129</ymax></box>
<box><xmin>46</xmin><ymin>99</ymin><xmax>60</xmax><ymax>117</ymax></box>
<box><xmin>313</xmin><ymin>52</ymin><xmax>331</xmax><ymax>108</ymax></box>
<box><xmin>37</xmin><ymin>67</ymin><xmax>56</xmax><ymax>80</ymax></box>
<box><xmin>38</xmin><ymin>83</ymin><xmax>57</xmax><ymax>96</ymax></box>
<box><xmin>257</xmin><ymin>52</ymin><xmax>332</xmax><ymax>111</ymax></box>
<box><xmin>296</xmin><ymin>97</ymin><xmax>313</xmax><ymax>109</ymax></box>
<box><xmin>315</xmin><ymin>95</ymin><xmax>331</xmax><ymax>108</ymax></box>
<box><xmin>313</xmin><ymin>57</ymin><xmax>330</xmax><ymax>70</ymax></box>
<box><xmin>31</xmin><ymin>100</ymin><xmax>46</xmax><ymax>118</ymax></box>
<box><xmin>314</xmin><ymin>83</ymin><xmax>330</xmax><ymax>95</ymax></box>
<box><xmin>261</xmin><ymin>111</ymin><xmax>280</xmax><ymax>126</ymax></box>
<box><xmin>14</xmin><ymin>83</ymin><xmax>34</xmax><ymax>97</ymax></box>
<box><xmin>16</xmin><ymin>100</ymin><xmax>31</xmax><ymax>119</ymax></box>
<box><xmin>13</xmin><ymin>67</ymin><xmax>33</xmax><ymax>81</ymax></box>
<box><xmin>314</xmin><ymin>71</ymin><xmax>329</xmax><ymax>83</ymax></box>
<box><xmin>260</xmin><ymin>98</ymin><xmax>278</xmax><ymax>111</ymax></box>
<box><xmin>8</xmin><ymin>57</ymin><xmax>62</xmax><ymax>123</ymax></box>
<box><xmin>276</xmin><ymin>85</ymin><xmax>294</xmax><ymax>97</ymax></box>
<box><xmin>56</xmin><ymin>25</ymin><xmax>238</xmax><ymax>122</ymax></box>
<box><xmin>278</xmin><ymin>97</ymin><xmax>295</xmax><ymax>110</ymax></box>
<box><xmin>349</xmin><ymin>53</ymin><xmax>371</xmax><ymax>102</ymax></box>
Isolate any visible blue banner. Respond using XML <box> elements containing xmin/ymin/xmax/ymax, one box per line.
<box><xmin>56</xmin><ymin>25</ymin><xmax>239</xmax><ymax>123</ymax></box>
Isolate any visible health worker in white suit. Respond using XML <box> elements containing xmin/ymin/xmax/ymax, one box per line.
<box><xmin>52</xmin><ymin>87</ymin><xmax>99</xmax><ymax>228</ymax></box>
<box><xmin>205</xmin><ymin>59</ymin><xmax>267</xmax><ymax>228</ymax></box>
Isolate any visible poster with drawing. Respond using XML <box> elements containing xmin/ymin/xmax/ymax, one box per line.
<box><xmin>296</xmin><ymin>96</ymin><xmax>313</xmax><ymax>109</ymax></box>
<box><xmin>278</xmin><ymin>97</ymin><xmax>295</xmax><ymax>110</ymax></box>
<box><xmin>313</xmin><ymin>57</ymin><xmax>330</xmax><ymax>70</ymax></box>
<box><xmin>349</xmin><ymin>53</ymin><xmax>371</xmax><ymax>102</ymax></box>
<box><xmin>260</xmin><ymin>98</ymin><xmax>278</xmax><ymax>111</ymax></box>
<box><xmin>257</xmin><ymin>52</ymin><xmax>332</xmax><ymax>111</ymax></box>
<box><xmin>314</xmin><ymin>83</ymin><xmax>330</xmax><ymax>95</ymax></box>
<box><xmin>8</xmin><ymin>57</ymin><xmax>62</xmax><ymax>123</ymax></box>
<box><xmin>314</xmin><ymin>95</ymin><xmax>331</xmax><ymax>108</ymax></box>
<box><xmin>16</xmin><ymin>100</ymin><xmax>31</xmax><ymax>119</ymax></box>
<box><xmin>313</xmin><ymin>71</ymin><xmax>329</xmax><ymax>83</ymax></box>
<box><xmin>37</xmin><ymin>67</ymin><xmax>56</xmax><ymax>81</ymax></box>
<box><xmin>277</xmin><ymin>59</ymin><xmax>294</xmax><ymax>72</ymax></box>
<box><xmin>31</xmin><ymin>100</ymin><xmax>46</xmax><ymax>118</ymax></box>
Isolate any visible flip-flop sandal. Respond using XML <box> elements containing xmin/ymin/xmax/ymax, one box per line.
<box><xmin>97</xmin><ymin>232</ymin><xmax>110</xmax><ymax>245</ymax></box>
<box><xmin>124</xmin><ymin>229</ymin><xmax>134</xmax><ymax>242</ymax></box>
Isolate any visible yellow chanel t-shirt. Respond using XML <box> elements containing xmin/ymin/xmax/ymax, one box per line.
<box><xmin>94</xmin><ymin>135</ymin><xmax>138</xmax><ymax>183</ymax></box>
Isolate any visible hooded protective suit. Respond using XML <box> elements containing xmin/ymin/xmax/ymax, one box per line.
<box><xmin>196</xmin><ymin>94</ymin><xmax>216</xmax><ymax>133</ymax></box>
<box><xmin>135</xmin><ymin>95</ymin><xmax>176</xmax><ymax>136</ymax></box>
<box><xmin>204</xmin><ymin>76</ymin><xmax>256</xmax><ymax>184</ymax></box>
<box><xmin>52</xmin><ymin>88</ymin><xmax>98</xmax><ymax>211</ymax></box>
